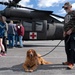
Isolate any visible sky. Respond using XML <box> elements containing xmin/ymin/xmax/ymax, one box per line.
<box><xmin>0</xmin><ymin>0</ymin><xmax>75</xmax><ymax>21</ymax></box>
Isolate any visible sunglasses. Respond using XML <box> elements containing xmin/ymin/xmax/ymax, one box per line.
<box><xmin>64</xmin><ymin>7</ymin><xmax>68</xmax><ymax>10</ymax></box>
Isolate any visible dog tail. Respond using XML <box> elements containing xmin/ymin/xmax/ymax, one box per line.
<box><xmin>44</xmin><ymin>61</ymin><xmax>52</xmax><ymax>64</ymax></box>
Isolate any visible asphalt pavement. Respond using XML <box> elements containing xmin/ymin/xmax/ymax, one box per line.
<box><xmin>0</xmin><ymin>40</ymin><xmax>75</xmax><ymax>75</ymax></box>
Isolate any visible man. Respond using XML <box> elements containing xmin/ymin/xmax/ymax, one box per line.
<box><xmin>8</xmin><ymin>20</ymin><xmax>16</xmax><ymax>48</ymax></box>
<box><xmin>62</xmin><ymin>2</ymin><xmax>75</xmax><ymax>69</ymax></box>
<box><xmin>16</xmin><ymin>22</ymin><xmax>25</xmax><ymax>48</ymax></box>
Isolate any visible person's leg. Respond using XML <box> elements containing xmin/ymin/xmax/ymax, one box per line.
<box><xmin>67</xmin><ymin>33</ymin><xmax>75</xmax><ymax>69</ymax></box>
<box><xmin>10</xmin><ymin>34</ymin><xmax>15</xmax><ymax>47</ymax></box>
<box><xmin>0</xmin><ymin>38</ymin><xmax>3</xmax><ymax>56</ymax></box>
<box><xmin>19</xmin><ymin>35</ymin><xmax>23</xmax><ymax>47</ymax></box>
<box><xmin>15</xmin><ymin>34</ymin><xmax>18</xmax><ymax>46</ymax></box>
<box><xmin>69</xmin><ymin>33</ymin><xmax>75</xmax><ymax>64</ymax></box>
<box><xmin>0</xmin><ymin>38</ymin><xmax>5</xmax><ymax>52</ymax></box>
<box><xmin>0</xmin><ymin>38</ymin><xmax>6</xmax><ymax>56</ymax></box>
<box><xmin>64</xmin><ymin>35</ymin><xmax>70</xmax><ymax>62</ymax></box>
<box><xmin>12</xmin><ymin>35</ymin><xmax>15</xmax><ymax>47</ymax></box>
<box><xmin>3</xmin><ymin>36</ymin><xmax>7</xmax><ymax>53</ymax></box>
<box><xmin>8</xmin><ymin>35</ymin><xmax>12</xmax><ymax>47</ymax></box>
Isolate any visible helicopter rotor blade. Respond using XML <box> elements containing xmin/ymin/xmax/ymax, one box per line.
<box><xmin>16</xmin><ymin>5</ymin><xmax>37</xmax><ymax>11</ymax></box>
<box><xmin>0</xmin><ymin>2</ymin><xmax>9</xmax><ymax>6</ymax></box>
<box><xmin>0</xmin><ymin>0</ymin><xmax>50</xmax><ymax>12</ymax></box>
<box><xmin>0</xmin><ymin>0</ymin><xmax>64</xmax><ymax>19</ymax></box>
<box><xmin>8</xmin><ymin>0</ymin><xmax>21</xmax><ymax>7</ymax></box>
<box><xmin>16</xmin><ymin>4</ymin><xmax>53</xmax><ymax>14</ymax></box>
<box><xmin>0</xmin><ymin>0</ymin><xmax>52</xmax><ymax>12</ymax></box>
<box><xmin>0</xmin><ymin>0</ymin><xmax>21</xmax><ymax>7</ymax></box>
<box><xmin>51</xmin><ymin>13</ymin><xmax>64</xmax><ymax>19</ymax></box>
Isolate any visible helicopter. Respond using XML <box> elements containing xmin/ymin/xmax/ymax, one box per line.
<box><xmin>0</xmin><ymin>0</ymin><xmax>64</xmax><ymax>40</ymax></box>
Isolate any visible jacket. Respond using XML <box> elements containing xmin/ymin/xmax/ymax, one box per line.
<box><xmin>8</xmin><ymin>23</ymin><xmax>16</xmax><ymax>35</ymax></box>
<box><xmin>64</xmin><ymin>10</ymin><xmax>75</xmax><ymax>32</ymax></box>
<box><xmin>16</xmin><ymin>25</ymin><xmax>25</xmax><ymax>36</ymax></box>
<box><xmin>0</xmin><ymin>22</ymin><xmax>6</xmax><ymax>37</ymax></box>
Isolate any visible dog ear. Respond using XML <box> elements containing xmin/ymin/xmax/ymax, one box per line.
<box><xmin>33</xmin><ymin>50</ymin><xmax>37</xmax><ymax>57</ymax></box>
<box><xmin>27</xmin><ymin>50</ymin><xmax>29</xmax><ymax>57</ymax></box>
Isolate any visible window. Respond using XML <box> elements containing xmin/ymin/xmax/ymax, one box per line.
<box><xmin>23</xmin><ymin>21</ymin><xmax>32</xmax><ymax>31</ymax></box>
<box><xmin>35</xmin><ymin>21</ymin><xmax>43</xmax><ymax>31</ymax></box>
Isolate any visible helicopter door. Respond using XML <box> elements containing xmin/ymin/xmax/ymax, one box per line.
<box><xmin>33</xmin><ymin>20</ymin><xmax>47</xmax><ymax>40</ymax></box>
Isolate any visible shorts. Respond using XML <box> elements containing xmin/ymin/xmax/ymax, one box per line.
<box><xmin>0</xmin><ymin>33</ymin><xmax>4</xmax><ymax>38</ymax></box>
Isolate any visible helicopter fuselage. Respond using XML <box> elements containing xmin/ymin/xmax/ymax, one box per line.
<box><xmin>1</xmin><ymin>7</ymin><xmax>64</xmax><ymax>40</ymax></box>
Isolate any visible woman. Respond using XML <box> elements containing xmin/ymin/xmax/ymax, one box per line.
<box><xmin>0</xmin><ymin>15</ymin><xmax>6</xmax><ymax>56</ymax></box>
<box><xmin>2</xmin><ymin>16</ymin><xmax>8</xmax><ymax>53</ymax></box>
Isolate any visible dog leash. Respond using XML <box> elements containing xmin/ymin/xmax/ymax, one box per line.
<box><xmin>39</xmin><ymin>35</ymin><xmax>71</xmax><ymax>57</ymax></box>
<box><xmin>39</xmin><ymin>40</ymin><xmax>63</xmax><ymax>57</ymax></box>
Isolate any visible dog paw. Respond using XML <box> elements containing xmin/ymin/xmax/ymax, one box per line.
<box><xmin>29</xmin><ymin>70</ymin><xmax>33</xmax><ymax>72</ymax></box>
<box><xmin>25</xmin><ymin>69</ymin><xmax>29</xmax><ymax>72</ymax></box>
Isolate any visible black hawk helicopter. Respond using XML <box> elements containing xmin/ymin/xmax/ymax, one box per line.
<box><xmin>0</xmin><ymin>0</ymin><xmax>64</xmax><ymax>40</ymax></box>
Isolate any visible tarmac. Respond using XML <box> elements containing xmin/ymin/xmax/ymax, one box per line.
<box><xmin>0</xmin><ymin>40</ymin><xmax>75</xmax><ymax>75</ymax></box>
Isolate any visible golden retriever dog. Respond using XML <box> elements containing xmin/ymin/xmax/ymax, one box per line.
<box><xmin>23</xmin><ymin>49</ymin><xmax>52</xmax><ymax>72</ymax></box>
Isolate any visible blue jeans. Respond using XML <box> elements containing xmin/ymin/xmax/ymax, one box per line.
<box><xmin>19</xmin><ymin>35</ymin><xmax>23</xmax><ymax>47</ymax></box>
<box><xmin>8</xmin><ymin>34</ymin><xmax>15</xmax><ymax>47</ymax></box>
<box><xmin>15</xmin><ymin>34</ymin><xmax>18</xmax><ymax>46</ymax></box>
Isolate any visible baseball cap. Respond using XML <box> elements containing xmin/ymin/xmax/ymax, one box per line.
<box><xmin>62</xmin><ymin>2</ymin><xmax>72</xmax><ymax>8</ymax></box>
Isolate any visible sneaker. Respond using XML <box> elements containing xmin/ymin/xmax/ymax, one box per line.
<box><xmin>1</xmin><ymin>51</ymin><xmax>7</xmax><ymax>56</ymax></box>
<box><xmin>62</xmin><ymin>62</ymin><xmax>70</xmax><ymax>65</ymax></box>
<box><xmin>0</xmin><ymin>54</ymin><xmax>2</xmax><ymax>57</ymax></box>
<box><xmin>67</xmin><ymin>63</ymin><xmax>74</xmax><ymax>69</ymax></box>
<box><xmin>2</xmin><ymin>53</ymin><xmax>7</xmax><ymax>56</ymax></box>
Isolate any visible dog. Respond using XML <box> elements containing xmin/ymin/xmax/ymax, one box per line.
<box><xmin>23</xmin><ymin>49</ymin><xmax>52</xmax><ymax>72</ymax></box>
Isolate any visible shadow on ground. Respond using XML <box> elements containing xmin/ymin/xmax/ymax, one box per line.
<box><xmin>0</xmin><ymin>63</ymin><xmax>67</xmax><ymax>72</ymax></box>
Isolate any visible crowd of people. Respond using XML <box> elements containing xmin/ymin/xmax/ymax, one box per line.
<box><xmin>8</xmin><ymin>20</ymin><xmax>25</xmax><ymax>48</ymax></box>
<box><xmin>0</xmin><ymin>14</ymin><xmax>25</xmax><ymax>57</ymax></box>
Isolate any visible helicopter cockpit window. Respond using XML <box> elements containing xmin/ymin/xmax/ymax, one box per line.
<box><xmin>35</xmin><ymin>22</ymin><xmax>43</xmax><ymax>31</ymax></box>
<box><xmin>23</xmin><ymin>21</ymin><xmax>32</xmax><ymax>31</ymax></box>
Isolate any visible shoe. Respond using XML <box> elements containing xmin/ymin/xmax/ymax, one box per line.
<box><xmin>15</xmin><ymin>45</ymin><xmax>18</xmax><ymax>47</ymax></box>
<box><xmin>1</xmin><ymin>51</ymin><xmax>7</xmax><ymax>56</ymax></box>
<box><xmin>2</xmin><ymin>53</ymin><xmax>7</xmax><ymax>56</ymax></box>
<box><xmin>0</xmin><ymin>54</ymin><xmax>2</xmax><ymax>57</ymax></box>
<box><xmin>67</xmin><ymin>63</ymin><xmax>74</xmax><ymax>70</ymax></box>
<box><xmin>62</xmin><ymin>62</ymin><xmax>70</xmax><ymax>65</ymax></box>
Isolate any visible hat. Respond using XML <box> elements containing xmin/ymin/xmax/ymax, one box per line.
<box><xmin>62</xmin><ymin>2</ymin><xmax>72</xmax><ymax>8</ymax></box>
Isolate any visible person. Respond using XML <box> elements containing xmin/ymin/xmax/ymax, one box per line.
<box><xmin>2</xmin><ymin>16</ymin><xmax>8</xmax><ymax>53</ymax></box>
<box><xmin>62</xmin><ymin>2</ymin><xmax>75</xmax><ymax>69</ymax></box>
<box><xmin>16</xmin><ymin>22</ymin><xmax>25</xmax><ymax>48</ymax></box>
<box><xmin>0</xmin><ymin>14</ymin><xmax>6</xmax><ymax>56</ymax></box>
<box><xmin>8</xmin><ymin>20</ymin><xmax>16</xmax><ymax>48</ymax></box>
